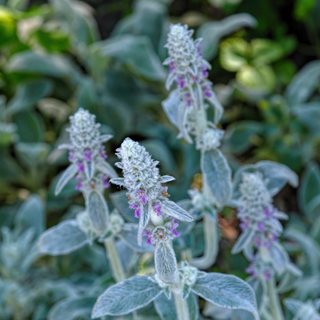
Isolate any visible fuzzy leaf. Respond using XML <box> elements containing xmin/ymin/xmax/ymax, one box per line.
<box><xmin>38</xmin><ymin>220</ymin><xmax>89</xmax><ymax>255</ymax></box>
<box><xmin>55</xmin><ymin>164</ymin><xmax>77</xmax><ymax>195</ymax></box>
<box><xmin>154</xmin><ymin>241</ymin><xmax>179</xmax><ymax>284</ymax></box>
<box><xmin>201</xmin><ymin>149</ymin><xmax>232</xmax><ymax>206</ymax></box>
<box><xmin>286</xmin><ymin>60</ymin><xmax>320</xmax><ymax>105</ymax></box>
<box><xmin>16</xmin><ymin>195</ymin><xmax>45</xmax><ymax>236</ymax></box>
<box><xmin>161</xmin><ymin>200</ymin><xmax>193</xmax><ymax>222</ymax></box>
<box><xmin>232</xmin><ymin>228</ymin><xmax>255</xmax><ymax>255</ymax></box>
<box><xmin>96</xmin><ymin>161</ymin><xmax>118</xmax><ymax>178</ymax></box>
<box><xmin>198</xmin><ymin>14</ymin><xmax>256</xmax><ymax>60</ymax></box>
<box><xmin>299</xmin><ymin>163</ymin><xmax>320</xmax><ymax>218</ymax></box>
<box><xmin>92</xmin><ymin>276</ymin><xmax>162</xmax><ymax>317</ymax></box>
<box><xmin>86</xmin><ymin>191</ymin><xmax>109</xmax><ymax>233</ymax></box>
<box><xmin>192</xmin><ymin>272</ymin><xmax>259</xmax><ymax>320</ymax></box>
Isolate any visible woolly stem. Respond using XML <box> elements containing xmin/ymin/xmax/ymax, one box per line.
<box><xmin>174</xmin><ymin>292</ymin><xmax>190</xmax><ymax>320</ymax></box>
<box><xmin>191</xmin><ymin>213</ymin><xmax>218</xmax><ymax>269</ymax></box>
<box><xmin>104</xmin><ymin>237</ymin><xmax>126</xmax><ymax>282</ymax></box>
<box><xmin>267</xmin><ymin>278</ymin><xmax>284</xmax><ymax>320</ymax></box>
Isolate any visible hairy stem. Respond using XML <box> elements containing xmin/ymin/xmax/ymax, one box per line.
<box><xmin>267</xmin><ymin>278</ymin><xmax>284</xmax><ymax>320</ymax></box>
<box><xmin>104</xmin><ymin>237</ymin><xmax>126</xmax><ymax>282</ymax></box>
<box><xmin>191</xmin><ymin>214</ymin><xmax>219</xmax><ymax>269</ymax></box>
<box><xmin>174</xmin><ymin>292</ymin><xmax>190</xmax><ymax>320</ymax></box>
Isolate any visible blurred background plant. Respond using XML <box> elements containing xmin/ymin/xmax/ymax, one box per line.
<box><xmin>1</xmin><ymin>0</ymin><xmax>320</xmax><ymax>319</ymax></box>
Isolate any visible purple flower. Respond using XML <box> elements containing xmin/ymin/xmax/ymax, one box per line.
<box><xmin>137</xmin><ymin>189</ymin><xmax>148</xmax><ymax>206</ymax></box>
<box><xmin>257</xmin><ymin>221</ymin><xmax>265</xmax><ymax>232</ymax></box>
<box><xmin>263</xmin><ymin>206</ymin><xmax>274</xmax><ymax>218</ymax></box>
<box><xmin>152</xmin><ymin>202</ymin><xmax>162</xmax><ymax>216</ymax></box>
<box><xmin>144</xmin><ymin>229</ymin><xmax>153</xmax><ymax>245</ymax></box>
<box><xmin>83</xmin><ymin>148</ymin><xmax>92</xmax><ymax>162</ymax></box>
<box><xmin>77</xmin><ymin>161</ymin><xmax>85</xmax><ymax>174</ymax></box>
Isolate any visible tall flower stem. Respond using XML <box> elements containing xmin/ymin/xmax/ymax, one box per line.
<box><xmin>191</xmin><ymin>214</ymin><xmax>218</xmax><ymax>268</ymax></box>
<box><xmin>174</xmin><ymin>291</ymin><xmax>190</xmax><ymax>320</ymax></box>
<box><xmin>267</xmin><ymin>278</ymin><xmax>284</xmax><ymax>320</ymax></box>
<box><xmin>104</xmin><ymin>237</ymin><xmax>125</xmax><ymax>282</ymax></box>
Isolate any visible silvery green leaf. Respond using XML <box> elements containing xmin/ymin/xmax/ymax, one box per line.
<box><xmin>154</xmin><ymin>293</ymin><xmax>177</xmax><ymax>320</ymax></box>
<box><xmin>110</xmin><ymin>191</ymin><xmax>136</xmax><ymax>223</ymax></box>
<box><xmin>160</xmin><ymin>175</ymin><xmax>175</xmax><ymax>183</ymax></box>
<box><xmin>232</xmin><ymin>228</ymin><xmax>255</xmax><ymax>254</ymax></box>
<box><xmin>96</xmin><ymin>161</ymin><xmax>118</xmax><ymax>179</ymax></box>
<box><xmin>154</xmin><ymin>241</ymin><xmax>179</xmax><ymax>284</ymax></box>
<box><xmin>208</xmin><ymin>91</ymin><xmax>223</xmax><ymax>124</ymax></box>
<box><xmin>16</xmin><ymin>142</ymin><xmax>49</xmax><ymax>168</ymax></box>
<box><xmin>55</xmin><ymin>164</ymin><xmax>77</xmax><ymax>196</ymax></box>
<box><xmin>15</xmin><ymin>195</ymin><xmax>45</xmax><ymax>236</ymax></box>
<box><xmin>92</xmin><ymin>276</ymin><xmax>162</xmax><ymax>317</ymax></box>
<box><xmin>201</xmin><ymin>149</ymin><xmax>232</xmax><ymax>206</ymax></box>
<box><xmin>187</xmin><ymin>293</ymin><xmax>199</xmax><ymax>320</ymax></box>
<box><xmin>270</xmin><ymin>242</ymin><xmax>289</xmax><ymax>274</ymax></box>
<box><xmin>162</xmin><ymin>89</ymin><xmax>180</xmax><ymax>127</ymax></box>
<box><xmin>49</xmin><ymin>297</ymin><xmax>96</xmax><ymax>320</ymax></box>
<box><xmin>299</xmin><ymin>163</ymin><xmax>320</xmax><ymax>218</ymax></box>
<box><xmin>285</xmin><ymin>228</ymin><xmax>320</xmax><ymax>274</ymax></box>
<box><xmin>86</xmin><ymin>191</ymin><xmax>109</xmax><ymax>234</ymax></box>
<box><xmin>286</xmin><ymin>60</ymin><xmax>320</xmax><ymax>105</ymax></box>
<box><xmin>292</xmin><ymin>102</ymin><xmax>320</xmax><ymax>132</ymax></box>
<box><xmin>154</xmin><ymin>292</ymin><xmax>199</xmax><ymax>320</ymax></box>
<box><xmin>84</xmin><ymin>160</ymin><xmax>95</xmax><ymax>180</ymax></box>
<box><xmin>198</xmin><ymin>13</ymin><xmax>256</xmax><ymax>60</ymax></box>
<box><xmin>162</xmin><ymin>89</ymin><xmax>192</xmax><ymax>143</ymax></box>
<box><xmin>255</xmin><ymin>161</ymin><xmax>298</xmax><ymax>195</ymax></box>
<box><xmin>110</xmin><ymin>177</ymin><xmax>125</xmax><ymax>187</ymax></box>
<box><xmin>100</xmin><ymin>134</ymin><xmax>113</xmax><ymax>143</ymax></box>
<box><xmin>192</xmin><ymin>272</ymin><xmax>259</xmax><ymax>320</ymax></box>
<box><xmin>38</xmin><ymin>220</ymin><xmax>89</xmax><ymax>255</ymax></box>
<box><xmin>161</xmin><ymin>200</ymin><xmax>193</xmax><ymax>222</ymax></box>
<box><xmin>285</xmin><ymin>298</ymin><xmax>304</xmax><ymax>314</ymax></box>
<box><xmin>120</xmin><ymin>223</ymin><xmax>152</xmax><ymax>252</ymax></box>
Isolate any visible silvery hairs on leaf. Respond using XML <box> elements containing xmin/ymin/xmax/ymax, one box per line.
<box><xmin>285</xmin><ymin>298</ymin><xmax>320</xmax><ymax>320</ymax></box>
<box><xmin>163</xmin><ymin>24</ymin><xmax>223</xmax><ymax>150</ymax></box>
<box><xmin>92</xmin><ymin>276</ymin><xmax>162</xmax><ymax>318</ymax></box>
<box><xmin>232</xmin><ymin>171</ymin><xmax>295</xmax><ymax>282</ymax></box>
<box><xmin>54</xmin><ymin>108</ymin><xmax>117</xmax><ymax>234</ymax></box>
<box><xmin>111</xmin><ymin>137</ymin><xmax>193</xmax><ymax>245</ymax></box>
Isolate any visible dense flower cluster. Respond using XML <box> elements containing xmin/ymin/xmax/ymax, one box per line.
<box><xmin>234</xmin><ymin>172</ymin><xmax>288</xmax><ymax>281</ymax></box>
<box><xmin>111</xmin><ymin>138</ymin><xmax>193</xmax><ymax>284</ymax></box>
<box><xmin>163</xmin><ymin>24</ymin><xmax>223</xmax><ymax>150</ymax></box>
<box><xmin>65</xmin><ymin>108</ymin><xmax>116</xmax><ymax>193</ymax></box>
<box><xmin>55</xmin><ymin>108</ymin><xmax>117</xmax><ymax>234</ymax></box>
<box><xmin>164</xmin><ymin>24</ymin><xmax>213</xmax><ymax>100</ymax></box>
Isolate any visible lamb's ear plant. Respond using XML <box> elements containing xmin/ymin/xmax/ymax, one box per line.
<box><xmin>285</xmin><ymin>298</ymin><xmax>320</xmax><ymax>320</ymax></box>
<box><xmin>92</xmin><ymin>138</ymin><xmax>259</xmax><ymax>320</ymax></box>
<box><xmin>162</xmin><ymin>23</ymin><xmax>232</xmax><ymax>269</ymax></box>
<box><xmin>38</xmin><ymin>108</ymin><xmax>136</xmax><ymax>282</ymax></box>
<box><xmin>231</xmin><ymin>161</ymin><xmax>300</xmax><ymax>320</ymax></box>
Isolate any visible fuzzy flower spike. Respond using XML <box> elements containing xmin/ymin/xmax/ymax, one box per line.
<box><xmin>163</xmin><ymin>24</ymin><xmax>223</xmax><ymax>150</ymax></box>
<box><xmin>232</xmin><ymin>172</ymin><xmax>293</xmax><ymax>281</ymax></box>
<box><xmin>55</xmin><ymin>108</ymin><xmax>117</xmax><ymax>234</ymax></box>
<box><xmin>111</xmin><ymin>138</ymin><xmax>193</xmax><ymax>245</ymax></box>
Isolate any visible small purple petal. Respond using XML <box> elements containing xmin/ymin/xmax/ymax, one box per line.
<box><xmin>83</xmin><ymin>148</ymin><xmax>92</xmax><ymax>162</ymax></box>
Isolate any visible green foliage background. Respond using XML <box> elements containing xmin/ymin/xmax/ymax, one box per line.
<box><xmin>1</xmin><ymin>0</ymin><xmax>320</xmax><ymax>319</ymax></box>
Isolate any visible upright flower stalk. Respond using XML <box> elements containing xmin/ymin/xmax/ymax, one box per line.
<box><xmin>163</xmin><ymin>24</ymin><xmax>231</xmax><ymax>269</ymax></box>
<box><xmin>111</xmin><ymin>138</ymin><xmax>193</xmax><ymax>286</ymax></box>
<box><xmin>232</xmin><ymin>172</ymin><xmax>295</xmax><ymax>320</ymax></box>
<box><xmin>54</xmin><ymin>108</ymin><xmax>124</xmax><ymax>282</ymax></box>
<box><xmin>92</xmin><ymin>139</ymin><xmax>259</xmax><ymax>320</ymax></box>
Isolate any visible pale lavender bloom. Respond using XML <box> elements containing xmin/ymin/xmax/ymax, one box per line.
<box><xmin>111</xmin><ymin>138</ymin><xmax>193</xmax><ymax>246</ymax></box>
<box><xmin>55</xmin><ymin>109</ymin><xmax>118</xmax><ymax>234</ymax></box>
<box><xmin>233</xmin><ymin>172</ymin><xmax>291</xmax><ymax>281</ymax></box>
